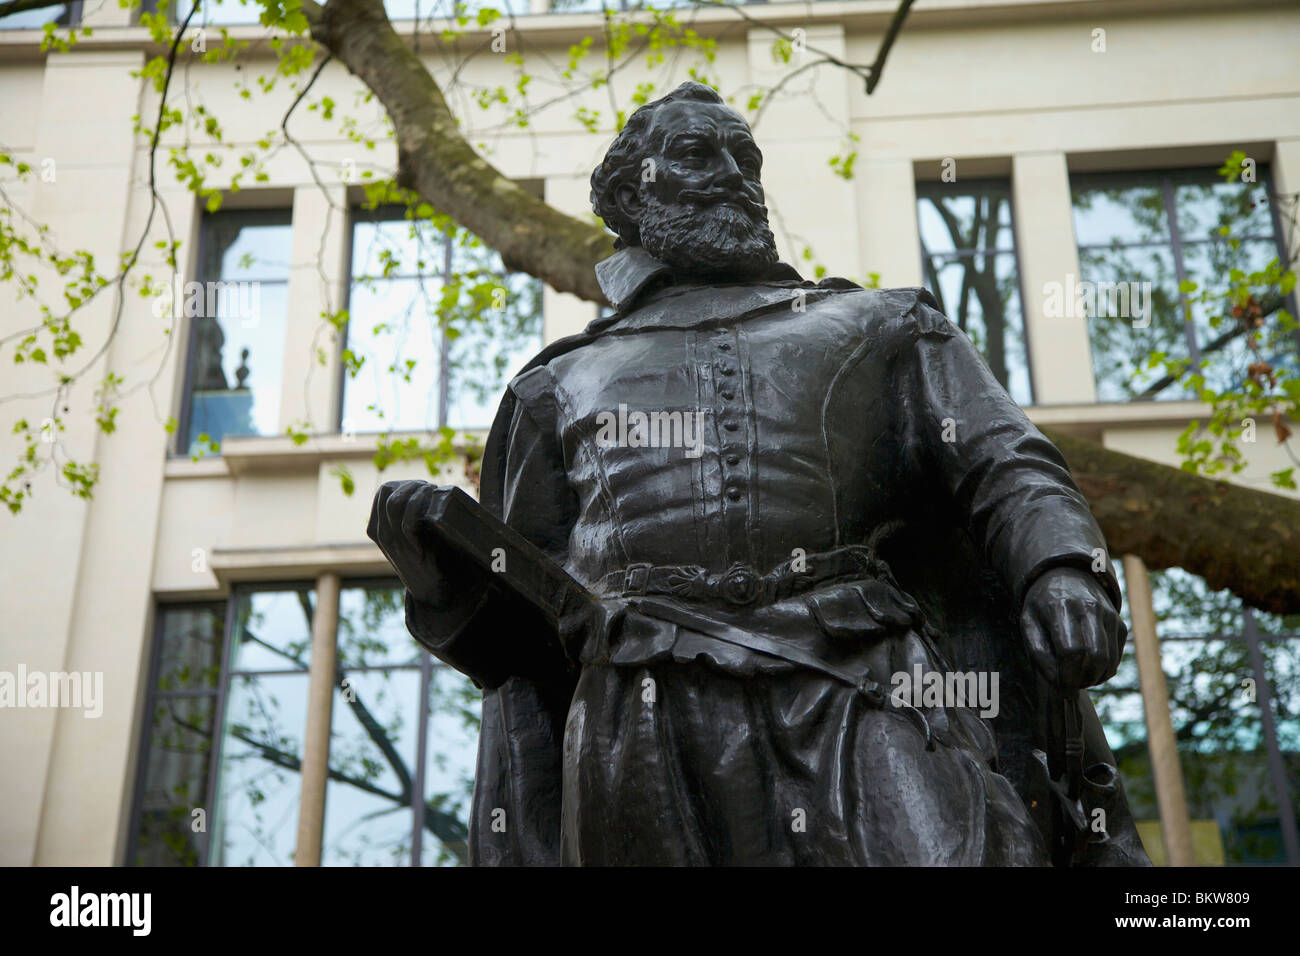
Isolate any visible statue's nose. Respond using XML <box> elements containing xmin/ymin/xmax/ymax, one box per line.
<box><xmin>713</xmin><ymin>152</ymin><xmax>745</xmax><ymax>190</ymax></box>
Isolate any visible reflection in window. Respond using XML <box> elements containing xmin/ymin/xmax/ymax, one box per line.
<box><xmin>129</xmin><ymin>604</ymin><xmax>224</xmax><ymax>866</ymax></box>
<box><xmin>383</xmin><ymin>0</ymin><xmax>532</xmax><ymax>19</ymax></box>
<box><xmin>210</xmin><ymin>586</ymin><xmax>315</xmax><ymax>866</ymax></box>
<box><xmin>342</xmin><ymin>207</ymin><xmax>542</xmax><ymax>433</ymax></box>
<box><xmin>323</xmin><ymin>583</ymin><xmax>479</xmax><ymax>866</ymax></box>
<box><xmin>128</xmin><ymin>582</ymin><xmax>481</xmax><ymax>866</ymax></box>
<box><xmin>916</xmin><ymin>180</ymin><xmax>1033</xmax><ymax>405</ymax></box>
<box><xmin>169</xmin><ymin>0</ymin><xmax>262</xmax><ymax>26</ymax></box>
<box><xmin>549</xmin><ymin>0</ymin><xmax>698</xmax><ymax>10</ymax></box>
<box><xmin>1093</xmin><ymin>565</ymin><xmax>1300</xmax><ymax>864</ymax></box>
<box><xmin>180</xmin><ymin>209</ymin><xmax>292</xmax><ymax>454</ymax></box>
<box><xmin>1070</xmin><ymin>168</ymin><xmax>1290</xmax><ymax>402</ymax></box>
<box><xmin>0</xmin><ymin>1</ymin><xmax>79</xmax><ymax>28</ymax></box>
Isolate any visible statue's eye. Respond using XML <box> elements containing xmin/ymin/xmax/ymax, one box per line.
<box><xmin>683</xmin><ymin>145</ymin><xmax>708</xmax><ymax>160</ymax></box>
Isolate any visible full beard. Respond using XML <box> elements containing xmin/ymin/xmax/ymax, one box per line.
<box><xmin>638</xmin><ymin>192</ymin><xmax>780</xmax><ymax>280</ymax></box>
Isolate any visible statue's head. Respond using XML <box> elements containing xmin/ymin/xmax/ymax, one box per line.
<box><xmin>590</xmin><ymin>82</ymin><xmax>780</xmax><ymax>279</ymax></box>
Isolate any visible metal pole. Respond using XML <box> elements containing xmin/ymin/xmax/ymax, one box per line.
<box><xmin>1122</xmin><ymin>554</ymin><xmax>1196</xmax><ymax>866</ymax></box>
<box><xmin>295</xmin><ymin>572</ymin><xmax>341</xmax><ymax>866</ymax></box>
<box><xmin>1243</xmin><ymin>609</ymin><xmax>1300</xmax><ymax>865</ymax></box>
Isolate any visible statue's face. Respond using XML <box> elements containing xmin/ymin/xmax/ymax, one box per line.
<box><xmin>620</xmin><ymin>100</ymin><xmax>780</xmax><ymax>278</ymax></box>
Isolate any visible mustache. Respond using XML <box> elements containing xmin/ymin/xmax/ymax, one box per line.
<box><xmin>675</xmin><ymin>187</ymin><xmax>766</xmax><ymax>218</ymax></box>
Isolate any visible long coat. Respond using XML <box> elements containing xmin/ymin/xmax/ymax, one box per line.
<box><xmin>404</xmin><ymin>248</ymin><xmax>1150</xmax><ymax>866</ymax></box>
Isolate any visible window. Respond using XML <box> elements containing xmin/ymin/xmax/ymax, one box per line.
<box><xmin>1070</xmin><ymin>167</ymin><xmax>1292</xmax><ymax>402</ymax></box>
<box><xmin>549</xmin><ymin>0</ymin><xmax>699</xmax><ymax>10</ymax></box>
<box><xmin>0</xmin><ymin>1</ymin><xmax>80</xmax><ymax>28</ymax></box>
<box><xmin>381</xmin><ymin>0</ymin><xmax>531</xmax><ymax>18</ymax></box>
<box><xmin>177</xmin><ymin>208</ymin><xmax>292</xmax><ymax>455</ymax></box>
<box><xmin>129</xmin><ymin>603</ymin><xmax>224</xmax><ymax>866</ymax></box>
<box><xmin>128</xmin><ymin>583</ymin><xmax>481</xmax><ymax>866</ymax></box>
<box><xmin>169</xmin><ymin>0</ymin><xmax>262</xmax><ymax>26</ymax></box>
<box><xmin>1093</xmin><ymin>565</ymin><xmax>1300</xmax><ymax>865</ymax></box>
<box><xmin>324</xmin><ymin>582</ymin><xmax>479</xmax><ymax>866</ymax></box>
<box><xmin>341</xmin><ymin>207</ymin><xmax>542</xmax><ymax>434</ymax></box>
<box><xmin>916</xmin><ymin>180</ymin><xmax>1033</xmax><ymax>405</ymax></box>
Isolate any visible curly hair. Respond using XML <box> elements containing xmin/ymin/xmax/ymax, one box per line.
<box><xmin>589</xmin><ymin>82</ymin><xmax>727</xmax><ymax>249</ymax></box>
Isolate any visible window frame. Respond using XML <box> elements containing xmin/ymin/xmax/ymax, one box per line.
<box><xmin>338</xmin><ymin>204</ymin><xmax>543</xmax><ymax>436</ymax></box>
<box><xmin>1069</xmin><ymin>164</ymin><xmax>1298</xmax><ymax>403</ymax></box>
<box><xmin>174</xmin><ymin>205</ymin><xmax>295</xmax><ymax>458</ymax></box>
<box><xmin>127</xmin><ymin>579</ymin><xmax>478</xmax><ymax>867</ymax></box>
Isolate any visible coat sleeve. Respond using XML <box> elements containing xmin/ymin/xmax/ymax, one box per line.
<box><xmin>889</xmin><ymin>289</ymin><xmax>1122</xmax><ymax>612</ymax></box>
<box><xmin>403</xmin><ymin>364</ymin><xmax>580</xmax><ymax>689</ymax></box>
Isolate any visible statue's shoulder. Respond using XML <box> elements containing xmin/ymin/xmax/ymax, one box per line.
<box><xmin>504</xmin><ymin>328</ymin><xmax>597</xmax><ymax>408</ymax></box>
<box><xmin>830</xmin><ymin>284</ymin><xmax>955</xmax><ymax>343</ymax></box>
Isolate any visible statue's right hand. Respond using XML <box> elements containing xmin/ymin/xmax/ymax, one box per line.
<box><xmin>367</xmin><ymin>480</ymin><xmax>484</xmax><ymax>609</ymax></box>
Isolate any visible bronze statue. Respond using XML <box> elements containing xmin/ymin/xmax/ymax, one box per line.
<box><xmin>368</xmin><ymin>82</ymin><xmax>1149</xmax><ymax>866</ymax></box>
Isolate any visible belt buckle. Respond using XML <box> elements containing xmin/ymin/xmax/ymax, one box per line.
<box><xmin>718</xmin><ymin>564</ymin><xmax>760</xmax><ymax>606</ymax></box>
<box><xmin>623</xmin><ymin>563</ymin><xmax>652</xmax><ymax>595</ymax></box>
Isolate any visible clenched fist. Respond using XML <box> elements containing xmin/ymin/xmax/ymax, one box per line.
<box><xmin>1020</xmin><ymin>566</ymin><xmax>1127</xmax><ymax>692</ymax></box>
<box><xmin>366</xmin><ymin>480</ymin><xmax>487</xmax><ymax>610</ymax></box>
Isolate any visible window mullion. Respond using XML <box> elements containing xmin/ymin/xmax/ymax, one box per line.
<box><xmin>437</xmin><ymin>233</ymin><xmax>453</xmax><ymax>431</ymax></box>
<box><xmin>1163</xmin><ymin>177</ymin><xmax>1204</xmax><ymax>370</ymax></box>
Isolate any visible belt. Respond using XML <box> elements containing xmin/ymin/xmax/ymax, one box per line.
<box><xmin>595</xmin><ymin>546</ymin><xmax>883</xmax><ymax>606</ymax></box>
<box><xmin>599</xmin><ymin>545</ymin><xmax>886</xmax><ymax>607</ymax></box>
<box><xmin>630</xmin><ymin>597</ymin><xmax>934</xmax><ymax>750</ymax></box>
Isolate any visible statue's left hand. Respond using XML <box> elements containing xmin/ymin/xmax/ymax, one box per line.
<box><xmin>1020</xmin><ymin>567</ymin><xmax>1127</xmax><ymax>692</ymax></box>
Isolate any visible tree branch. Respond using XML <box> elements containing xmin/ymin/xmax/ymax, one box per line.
<box><xmin>304</xmin><ymin>0</ymin><xmax>614</xmax><ymax>303</ymax></box>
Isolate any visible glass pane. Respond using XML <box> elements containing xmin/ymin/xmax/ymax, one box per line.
<box><xmin>351</xmin><ymin>216</ymin><xmax>445</xmax><ymax>281</ymax></box>
<box><xmin>174</xmin><ymin>0</ymin><xmax>262</xmax><ymax>26</ymax></box>
<box><xmin>1259</xmin><ymin>636</ymin><xmax>1300</xmax><ymax>866</ymax></box>
<box><xmin>341</xmin><ymin>277</ymin><xmax>443</xmax><ymax>433</ymax></box>
<box><xmin>1101</xmin><ymin>564</ymin><xmax>1300</xmax><ymax>865</ymax></box>
<box><xmin>383</xmin><ymin>0</ymin><xmax>529</xmax><ymax>17</ymax></box>
<box><xmin>420</xmin><ymin>667</ymin><xmax>481</xmax><ymax>866</ymax></box>
<box><xmin>132</xmin><ymin>695</ymin><xmax>216</xmax><ymax>866</ymax></box>
<box><xmin>185</xmin><ymin>282</ymin><xmax>289</xmax><ymax>452</ymax></box>
<box><xmin>917</xmin><ymin>186</ymin><xmax>1017</xmax><ymax>255</ymax></box>
<box><xmin>1183</xmin><ymin>239</ymin><xmax>1289</xmax><ymax>395</ymax></box>
<box><xmin>445</xmin><ymin>253</ymin><xmax>544</xmax><ymax>430</ymax></box>
<box><xmin>336</xmin><ymin>584</ymin><xmax>422</xmax><ymax>670</ymax></box>
<box><xmin>155</xmin><ymin>604</ymin><xmax>225</xmax><ymax>692</ymax></box>
<box><xmin>322</xmin><ymin>669</ymin><xmax>422</xmax><ymax>866</ymax></box>
<box><xmin>921</xmin><ymin>250</ymin><xmax>1031</xmax><ymax>405</ymax></box>
<box><xmin>184</xmin><ymin>212</ymin><xmax>292</xmax><ymax>451</ymax></box>
<box><xmin>1174</xmin><ymin>174</ymin><xmax>1275</xmax><ymax>243</ymax></box>
<box><xmin>229</xmin><ymin>588</ymin><xmax>315</xmax><ymax>673</ymax></box>
<box><xmin>550</xmin><ymin>0</ymin><xmax>697</xmax><ymax>9</ymax></box>
<box><xmin>209</xmin><ymin>219</ymin><xmax>293</xmax><ymax>282</ymax></box>
<box><xmin>1076</xmin><ymin>243</ymin><xmax>1187</xmax><ymax>402</ymax></box>
<box><xmin>343</xmin><ymin>217</ymin><xmax>543</xmax><ymax>433</ymax></box>
<box><xmin>0</xmin><ymin>4</ymin><xmax>69</xmax><ymax>28</ymax></box>
<box><xmin>210</xmin><ymin>673</ymin><xmax>309</xmax><ymax>866</ymax></box>
<box><xmin>1072</xmin><ymin>180</ymin><xmax>1170</xmax><ymax>249</ymax></box>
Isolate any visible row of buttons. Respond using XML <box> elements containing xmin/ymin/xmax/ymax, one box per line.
<box><xmin>715</xmin><ymin>328</ymin><xmax>747</xmax><ymax>512</ymax></box>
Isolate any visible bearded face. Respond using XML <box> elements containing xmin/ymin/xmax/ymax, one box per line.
<box><xmin>618</xmin><ymin>100</ymin><xmax>781</xmax><ymax>280</ymax></box>
<box><xmin>638</xmin><ymin>188</ymin><xmax>780</xmax><ymax>279</ymax></box>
